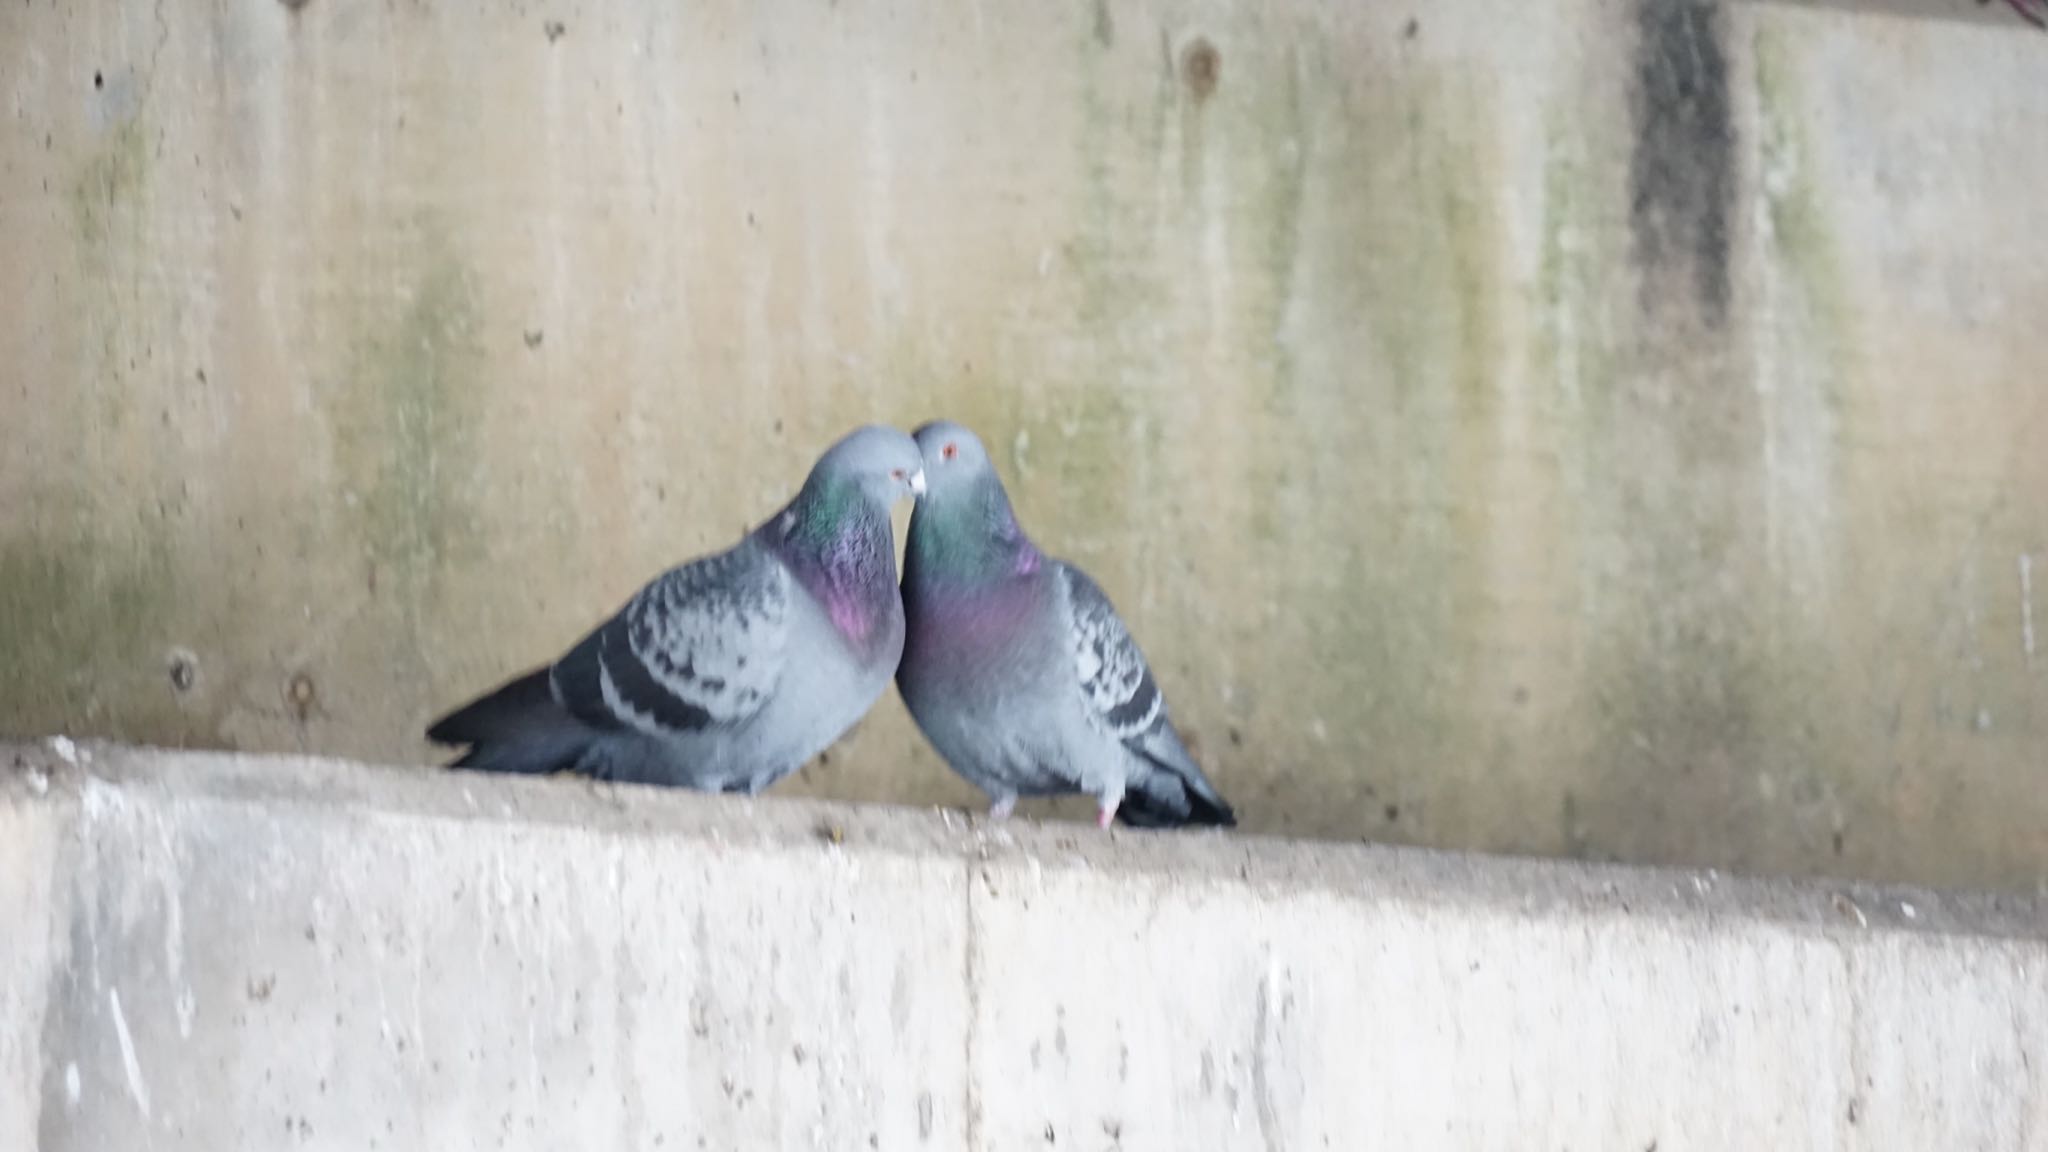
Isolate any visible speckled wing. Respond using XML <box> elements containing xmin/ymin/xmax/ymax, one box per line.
<box><xmin>1061</xmin><ymin>564</ymin><xmax>1188</xmax><ymax>766</ymax></box>
<box><xmin>549</xmin><ymin>542</ymin><xmax>791</xmax><ymax>739</ymax></box>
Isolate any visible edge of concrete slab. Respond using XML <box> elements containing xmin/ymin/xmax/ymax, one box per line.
<box><xmin>6</xmin><ymin>738</ymin><xmax>2048</xmax><ymax>1150</ymax></box>
<box><xmin>1747</xmin><ymin>0</ymin><xmax>2041</xmax><ymax>28</ymax></box>
<box><xmin>7</xmin><ymin>738</ymin><xmax>2044</xmax><ymax>946</ymax></box>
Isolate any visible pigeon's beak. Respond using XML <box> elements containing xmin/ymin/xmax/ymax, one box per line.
<box><xmin>909</xmin><ymin>469</ymin><xmax>928</xmax><ymax>497</ymax></box>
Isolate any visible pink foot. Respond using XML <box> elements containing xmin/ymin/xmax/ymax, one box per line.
<box><xmin>989</xmin><ymin>796</ymin><xmax>1016</xmax><ymax>821</ymax></box>
<box><xmin>1096</xmin><ymin>800</ymin><xmax>1119</xmax><ymax>830</ymax></box>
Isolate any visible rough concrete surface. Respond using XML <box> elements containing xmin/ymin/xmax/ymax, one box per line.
<box><xmin>4</xmin><ymin>742</ymin><xmax>2048</xmax><ymax>1150</ymax></box>
<box><xmin>2</xmin><ymin>0</ymin><xmax>2046</xmax><ymax>890</ymax></box>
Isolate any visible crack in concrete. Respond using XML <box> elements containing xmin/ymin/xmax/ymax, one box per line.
<box><xmin>1251</xmin><ymin>955</ymin><xmax>1281</xmax><ymax>1152</ymax></box>
<box><xmin>962</xmin><ymin>861</ymin><xmax>982</xmax><ymax>1149</ymax></box>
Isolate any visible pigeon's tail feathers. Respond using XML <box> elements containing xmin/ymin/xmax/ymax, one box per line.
<box><xmin>1117</xmin><ymin>765</ymin><xmax>1238</xmax><ymax>829</ymax></box>
<box><xmin>427</xmin><ymin>668</ymin><xmax>593</xmax><ymax>775</ymax></box>
<box><xmin>445</xmin><ymin>730</ymin><xmax>597</xmax><ymax>775</ymax></box>
<box><xmin>1180</xmin><ymin>776</ymin><xmax>1238</xmax><ymax>828</ymax></box>
<box><xmin>427</xmin><ymin>667</ymin><xmax>558</xmax><ymax>745</ymax></box>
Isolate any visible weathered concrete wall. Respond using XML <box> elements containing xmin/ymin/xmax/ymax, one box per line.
<box><xmin>5</xmin><ymin>742</ymin><xmax>2048</xmax><ymax>1150</ymax></box>
<box><xmin>2</xmin><ymin>0</ymin><xmax>2045</xmax><ymax>888</ymax></box>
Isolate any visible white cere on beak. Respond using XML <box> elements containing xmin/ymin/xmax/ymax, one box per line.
<box><xmin>909</xmin><ymin>469</ymin><xmax>928</xmax><ymax>496</ymax></box>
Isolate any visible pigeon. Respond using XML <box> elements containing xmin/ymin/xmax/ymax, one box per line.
<box><xmin>426</xmin><ymin>424</ymin><xmax>927</xmax><ymax>793</ymax></box>
<box><xmin>896</xmin><ymin>419</ymin><xmax>1235</xmax><ymax>830</ymax></box>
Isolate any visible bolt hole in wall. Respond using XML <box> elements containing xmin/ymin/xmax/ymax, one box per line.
<box><xmin>3</xmin><ymin>0</ymin><xmax>2046</xmax><ymax>891</ymax></box>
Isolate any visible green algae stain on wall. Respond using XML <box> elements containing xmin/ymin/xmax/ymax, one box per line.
<box><xmin>1751</xmin><ymin>19</ymin><xmax>1854</xmax><ymax>520</ymax></box>
<box><xmin>330</xmin><ymin>247</ymin><xmax>488</xmax><ymax>643</ymax></box>
<box><xmin>1249</xmin><ymin>55</ymin><xmax>1512</xmax><ymax>833</ymax></box>
<box><xmin>1035</xmin><ymin>9</ymin><xmax>1170</xmax><ymax>551</ymax></box>
<box><xmin>0</xmin><ymin>508</ymin><xmax>184</xmax><ymax>741</ymax></box>
<box><xmin>1528</xmin><ymin>88</ymin><xmax>1632</xmax><ymax>850</ymax></box>
<box><xmin>1346</xmin><ymin>88</ymin><xmax>1505</xmax><ymax>810</ymax></box>
<box><xmin>69</xmin><ymin>118</ymin><xmax>150</xmax><ymax>254</ymax></box>
<box><xmin>1556</xmin><ymin>11</ymin><xmax>1858</xmax><ymax>874</ymax></box>
<box><xmin>0</xmin><ymin>100</ymin><xmax>202</xmax><ymax>743</ymax></box>
<box><xmin>1752</xmin><ymin>25</ymin><xmax>1852</xmax><ymax>368</ymax></box>
<box><xmin>1232</xmin><ymin>37</ymin><xmax>1314</xmax><ymax>550</ymax></box>
<box><xmin>67</xmin><ymin>112</ymin><xmax>154</xmax><ymax>446</ymax></box>
<box><xmin>1535</xmin><ymin>120</ymin><xmax>1624</xmax><ymax>454</ymax></box>
<box><xmin>1746</xmin><ymin>19</ymin><xmax>1860</xmax><ymax>847</ymax></box>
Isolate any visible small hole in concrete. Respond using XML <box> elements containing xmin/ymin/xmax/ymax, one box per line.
<box><xmin>168</xmin><ymin>650</ymin><xmax>198</xmax><ymax>693</ymax></box>
<box><xmin>93</xmin><ymin>71</ymin><xmax>103</xmax><ymax>90</ymax></box>
<box><xmin>287</xmin><ymin>672</ymin><xmax>317</xmax><ymax>721</ymax></box>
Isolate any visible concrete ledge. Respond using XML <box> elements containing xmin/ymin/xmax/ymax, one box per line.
<box><xmin>5</xmin><ymin>742</ymin><xmax>2046</xmax><ymax>1150</ymax></box>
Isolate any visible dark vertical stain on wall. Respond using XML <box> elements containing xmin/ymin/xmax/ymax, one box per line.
<box><xmin>1628</xmin><ymin>0</ymin><xmax>1733</xmax><ymax>326</ymax></box>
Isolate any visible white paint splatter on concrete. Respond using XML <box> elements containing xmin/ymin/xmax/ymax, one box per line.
<box><xmin>108</xmin><ymin>987</ymin><xmax>151</xmax><ymax>1119</ymax></box>
<box><xmin>155</xmin><ymin>817</ymin><xmax>190</xmax><ymax>1035</ymax></box>
<box><xmin>63</xmin><ymin>1062</ymin><xmax>80</xmax><ymax>1107</ymax></box>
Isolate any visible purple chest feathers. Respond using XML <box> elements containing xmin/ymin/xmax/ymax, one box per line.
<box><xmin>802</xmin><ymin>524</ymin><xmax>897</xmax><ymax>652</ymax></box>
<box><xmin>824</xmin><ymin>582</ymin><xmax>883</xmax><ymax>644</ymax></box>
<box><xmin>919</xmin><ymin>578</ymin><xmax>1041</xmax><ymax>658</ymax></box>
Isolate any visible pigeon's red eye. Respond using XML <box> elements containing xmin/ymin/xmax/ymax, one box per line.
<box><xmin>942</xmin><ymin>442</ymin><xmax>959</xmax><ymax>461</ymax></box>
<box><xmin>891</xmin><ymin>468</ymin><xmax>906</xmax><ymax>480</ymax></box>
